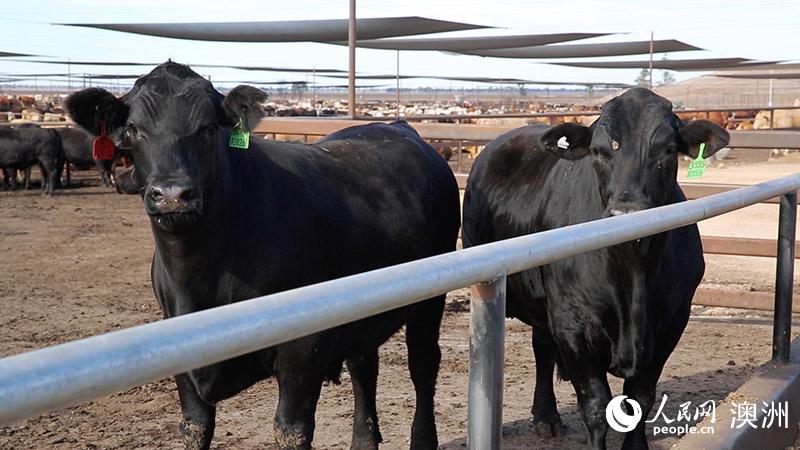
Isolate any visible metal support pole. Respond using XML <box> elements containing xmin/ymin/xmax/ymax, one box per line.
<box><xmin>457</xmin><ymin>139</ymin><xmax>464</xmax><ymax>174</ymax></box>
<box><xmin>348</xmin><ymin>0</ymin><xmax>356</xmax><ymax>118</ymax></box>
<box><xmin>396</xmin><ymin>50</ymin><xmax>401</xmax><ymax>119</ymax></box>
<box><xmin>468</xmin><ymin>273</ymin><xmax>506</xmax><ymax>450</ymax></box>
<box><xmin>773</xmin><ymin>191</ymin><xmax>797</xmax><ymax>363</ymax></box>
<box><xmin>648</xmin><ymin>31</ymin><xmax>654</xmax><ymax>90</ymax></box>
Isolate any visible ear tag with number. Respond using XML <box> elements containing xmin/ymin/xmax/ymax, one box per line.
<box><xmin>229</xmin><ymin>118</ymin><xmax>250</xmax><ymax>149</ymax></box>
<box><xmin>687</xmin><ymin>142</ymin><xmax>707</xmax><ymax>179</ymax></box>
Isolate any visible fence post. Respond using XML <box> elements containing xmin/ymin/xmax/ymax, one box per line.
<box><xmin>457</xmin><ymin>139</ymin><xmax>464</xmax><ymax>174</ymax></box>
<box><xmin>468</xmin><ymin>273</ymin><xmax>506</xmax><ymax>450</ymax></box>
<box><xmin>773</xmin><ymin>191</ymin><xmax>797</xmax><ymax>362</ymax></box>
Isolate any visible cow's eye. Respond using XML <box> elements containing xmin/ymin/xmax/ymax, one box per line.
<box><xmin>127</xmin><ymin>123</ymin><xmax>145</xmax><ymax>142</ymax></box>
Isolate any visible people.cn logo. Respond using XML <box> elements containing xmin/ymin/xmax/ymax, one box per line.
<box><xmin>606</xmin><ymin>395</ymin><xmax>643</xmax><ymax>432</ymax></box>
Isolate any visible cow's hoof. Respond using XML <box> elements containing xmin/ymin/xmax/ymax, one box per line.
<box><xmin>532</xmin><ymin>419</ymin><xmax>566</xmax><ymax>438</ymax></box>
<box><xmin>274</xmin><ymin>424</ymin><xmax>312</xmax><ymax>450</ymax></box>
<box><xmin>180</xmin><ymin>420</ymin><xmax>212</xmax><ymax>450</ymax></box>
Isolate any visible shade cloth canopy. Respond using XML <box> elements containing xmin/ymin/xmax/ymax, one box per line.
<box><xmin>58</xmin><ymin>17</ymin><xmax>488</xmax><ymax>42</ymax></box>
<box><xmin>549</xmin><ymin>58</ymin><xmax>777</xmax><ymax>71</ymax></box>
<box><xmin>338</xmin><ymin>32</ymin><xmax>611</xmax><ymax>51</ymax></box>
<box><xmin>8</xmin><ymin>59</ymin><xmax>348</xmax><ymax>73</ymax></box>
<box><xmin>321</xmin><ymin>73</ymin><xmax>631</xmax><ymax>87</ymax></box>
<box><xmin>451</xmin><ymin>39</ymin><xmax>701</xmax><ymax>58</ymax></box>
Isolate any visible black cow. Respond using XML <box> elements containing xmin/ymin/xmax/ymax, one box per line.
<box><xmin>57</xmin><ymin>127</ymin><xmax>114</xmax><ymax>187</ymax></box>
<box><xmin>462</xmin><ymin>88</ymin><xmax>729</xmax><ymax>449</ymax></box>
<box><xmin>66</xmin><ymin>62</ymin><xmax>460</xmax><ymax>450</ymax></box>
<box><xmin>114</xmin><ymin>165</ymin><xmax>139</xmax><ymax>194</ymax></box>
<box><xmin>0</xmin><ymin>125</ymin><xmax>62</xmax><ymax>195</ymax></box>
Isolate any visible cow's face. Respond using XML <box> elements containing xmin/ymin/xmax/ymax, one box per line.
<box><xmin>540</xmin><ymin>88</ymin><xmax>729</xmax><ymax>216</ymax></box>
<box><xmin>66</xmin><ymin>62</ymin><xmax>267</xmax><ymax>232</ymax></box>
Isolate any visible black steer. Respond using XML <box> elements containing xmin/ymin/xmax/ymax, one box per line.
<box><xmin>0</xmin><ymin>125</ymin><xmax>62</xmax><ymax>195</ymax></box>
<box><xmin>57</xmin><ymin>127</ymin><xmax>115</xmax><ymax>187</ymax></box>
<box><xmin>114</xmin><ymin>165</ymin><xmax>139</xmax><ymax>194</ymax></box>
<box><xmin>67</xmin><ymin>62</ymin><xmax>460</xmax><ymax>450</ymax></box>
<box><xmin>462</xmin><ymin>88</ymin><xmax>729</xmax><ymax>449</ymax></box>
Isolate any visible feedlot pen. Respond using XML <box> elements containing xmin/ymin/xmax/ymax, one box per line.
<box><xmin>1</xmin><ymin>161</ymin><xmax>800</xmax><ymax>448</ymax></box>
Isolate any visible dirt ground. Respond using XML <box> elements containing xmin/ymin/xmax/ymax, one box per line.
<box><xmin>2</xmin><ymin>151</ymin><xmax>800</xmax><ymax>449</ymax></box>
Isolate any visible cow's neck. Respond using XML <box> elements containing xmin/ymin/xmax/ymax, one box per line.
<box><xmin>151</xmin><ymin>221</ymin><xmax>216</xmax><ymax>285</ymax></box>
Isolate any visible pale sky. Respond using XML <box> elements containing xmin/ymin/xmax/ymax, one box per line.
<box><xmin>0</xmin><ymin>0</ymin><xmax>798</xmax><ymax>90</ymax></box>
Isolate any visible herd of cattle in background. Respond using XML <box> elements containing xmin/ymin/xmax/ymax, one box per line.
<box><xmin>2</xmin><ymin>93</ymin><xmax>800</xmax><ymax>196</ymax></box>
<box><xmin>0</xmin><ymin>123</ymin><xmax>132</xmax><ymax>195</ymax></box>
<box><xmin>1</xmin><ymin>59</ymin><xmax>796</xmax><ymax>450</ymax></box>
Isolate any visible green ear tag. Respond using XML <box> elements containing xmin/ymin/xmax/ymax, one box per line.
<box><xmin>229</xmin><ymin>119</ymin><xmax>250</xmax><ymax>149</ymax></box>
<box><xmin>687</xmin><ymin>143</ymin><xmax>707</xmax><ymax>179</ymax></box>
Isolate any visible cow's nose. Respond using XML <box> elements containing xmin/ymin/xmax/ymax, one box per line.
<box><xmin>145</xmin><ymin>182</ymin><xmax>201</xmax><ymax>215</ymax></box>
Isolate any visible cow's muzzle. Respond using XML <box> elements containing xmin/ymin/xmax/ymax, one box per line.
<box><xmin>144</xmin><ymin>181</ymin><xmax>203</xmax><ymax>225</ymax></box>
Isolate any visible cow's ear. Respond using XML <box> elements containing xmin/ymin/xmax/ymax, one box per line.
<box><xmin>66</xmin><ymin>88</ymin><xmax>129</xmax><ymax>136</ymax></box>
<box><xmin>680</xmin><ymin>119</ymin><xmax>730</xmax><ymax>158</ymax></box>
<box><xmin>539</xmin><ymin>123</ymin><xmax>593</xmax><ymax>160</ymax></box>
<box><xmin>222</xmin><ymin>85</ymin><xmax>268</xmax><ymax>131</ymax></box>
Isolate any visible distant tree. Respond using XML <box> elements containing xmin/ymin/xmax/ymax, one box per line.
<box><xmin>659</xmin><ymin>70</ymin><xmax>676</xmax><ymax>86</ymax></box>
<box><xmin>517</xmin><ymin>83</ymin><xmax>528</xmax><ymax>97</ymax></box>
<box><xmin>635</xmin><ymin>68</ymin><xmax>650</xmax><ymax>87</ymax></box>
<box><xmin>291</xmin><ymin>82</ymin><xmax>308</xmax><ymax>98</ymax></box>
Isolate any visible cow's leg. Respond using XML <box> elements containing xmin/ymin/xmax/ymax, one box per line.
<box><xmin>37</xmin><ymin>164</ymin><xmax>48</xmax><ymax>194</ymax></box>
<box><xmin>65</xmin><ymin>162</ymin><xmax>72</xmax><ymax>187</ymax></box>
<box><xmin>346</xmin><ymin>350</ymin><xmax>382</xmax><ymax>450</ymax></box>
<box><xmin>621</xmin><ymin>311</ymin><xmax>689</xmax><ymax>450</ymax></box>
<box><xmin>405</xmin><ymin>296</ymin><xmax>444</xmax><ymax>450</ymax></box>
<box><xmin>273</xmin><ymin>357</ymin><xmax>323</xmax><ymax>450</ymax></box>
<box><xmin>531</xmin><ymin>327</ymin><xmax>565</xmax><ymax>437</ymax></box>
<box><xmin>175</xmin><ymin>373</ymin><xmax>216</xmax><ymax>450</ymax></box>
<box><xmin>620</xmin><ymin>372</ymin><xmax>657</xmax><ymax>450</ymax></box>
<box><xmin>571</xmin><ymin>371</ymin><xmax>612</xmax><ymax>450</ymax></box>
<box><xmin>42</xmin><ymin>161</ymin><xmax>56</xmax><ymax>195</ymax></box>
<box><xmin>94</xmin><ymin>160</ymin><xmax>109</xmax><ymax>186</ymax></box>
<box><xmin>22</xmin><ymin>167</ymin><xmax>31</xmax><ymax>190</ymax></box>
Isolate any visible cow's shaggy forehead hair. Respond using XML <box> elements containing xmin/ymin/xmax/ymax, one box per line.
<box><xmin>123</xmin><ymin>62</ymin><xmax>224</xmax><ymax>130</ymax></box>
<box><xmin>596</xmin><ymin>88</ymin><xmax>679</xmax><ymax>138</ymax></box>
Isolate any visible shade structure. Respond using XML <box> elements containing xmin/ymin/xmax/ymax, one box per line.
<box><xmin>550</xmin><ymin>57</ymin><xmax>775</xmax><ymax>71</ymax></box>
<box><xmin>711</xmin><ymin>62</ymin><xmax>800</xmax><ymax>72</ymax></box>
<box><xmin>197</xmin><ymin>64</ymin><xmax>346</xmax><ymax>73</ymax></box>
<box><xmin>451</xmin><ymin>39</ymin><xmax>701</xmax><ymax>58</ymax></box>
<box><xmin>58</xmin><ymin>17</ymin><xmax>488</xmax><ymax>42</ymax></box>
<box><xmin>321</xmin><ymin>73</ymin><xmax>631</xmax><ymax>87</ymax></box>
<box><xmin>8</xmin><ymin>59</ymin><xmax>348</xmax><ymax>74</ymax></box>
<box><xmin>8</xmin><ymin>59</ymin><xmax>156</xmax><ymax>66</ymax></box>
<box><xmin>338</xmin><ymin>32</ymin><xmax>611</xmax><ymax>51</ymax></box>
<box><xmin>712</xmin><ymin>71</ymin><xmax>800</xmax><ymax>79</ymax></box>
<box><xmin>0</xmin><ymin>51</ymin><xmax>37</xmax><ymax>57</ymax></box>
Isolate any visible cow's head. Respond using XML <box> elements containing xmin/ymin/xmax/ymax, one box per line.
<box><xmin>540</xmin><ymin>88</ymin><xmax>729</xmax><ymax>217</ymax></box>
<box><xmin>66</xmin><ymin>62</ymin><xmax>267</xmax><ymax>231</ymax></box>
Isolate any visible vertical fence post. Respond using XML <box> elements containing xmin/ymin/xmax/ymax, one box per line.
<box><xmin>468</xmin><ymin>273</ymin><xmax>506</xmax><ymax>450</ymax></box>
<box><xmin>457</xmin><ymin>139</ymin><xmax>464</xmax><ymax>174</ymax></box>
<box><xmin>773</xmin><ymin>191</ymin><xmax>797</xmax><ymax>363</ymax></box>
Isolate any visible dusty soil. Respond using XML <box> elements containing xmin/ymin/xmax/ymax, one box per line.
<box><xmin>1</xmin><ymin>156</ymin><xmax>799</xmax><ymax>449</ymax></box>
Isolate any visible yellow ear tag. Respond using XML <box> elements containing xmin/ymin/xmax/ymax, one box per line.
<box><xmin>229</xmin><ymin>119</ymin><xmax>250</xmax><ymax>149</ymax></box>
<box><xmin>687</xmin><ymin>143</ymin><xmax>707</xmax><ymax>179</ymax></box>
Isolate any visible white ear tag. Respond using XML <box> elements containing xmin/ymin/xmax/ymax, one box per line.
<box><xmin>611</xmin><ymin>140</ymin><xmax>620</xmax><ymax>150</ymax></box>
<box><xmin>557</xmin><ymin>136</ymin><xmax>569</xmax><ymax>149</ymax></box>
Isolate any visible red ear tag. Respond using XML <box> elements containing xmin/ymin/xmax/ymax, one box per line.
<box><xmin>92</xmin><ymin>118</ymin><xmax>116</xmax><ymax>161</ymax></box>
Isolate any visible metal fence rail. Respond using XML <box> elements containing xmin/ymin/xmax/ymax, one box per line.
<box><xmin>1</xmin><ymin>173</ymin><xmax>799</xmax><ymax>449</ymax></box>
